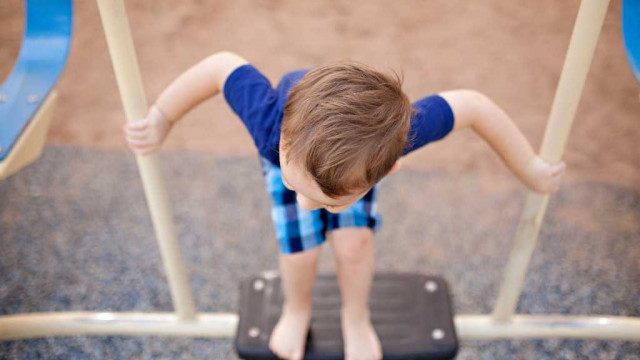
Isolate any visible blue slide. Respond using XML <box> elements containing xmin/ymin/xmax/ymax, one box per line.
<box><xmin>0</xmin><ymin>0</ymin><xmax>72</xmax><ymax>162</ymax></box>
<box><xmin>623</xmin><ymin>0</ymin><xmax>640</xmax><ymax>83</ymax></box>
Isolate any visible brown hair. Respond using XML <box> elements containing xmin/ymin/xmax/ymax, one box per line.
<box><xmin>281</xmin><ymin>61</ymin><xmax>413</xmax><ymax>198</ymax></box>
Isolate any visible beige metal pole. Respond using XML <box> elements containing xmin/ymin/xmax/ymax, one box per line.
<box><xmin>492</xmin><ymin>0</ymin><xmax>610</xmax><ymax>322</ymax></box>
<box><xmin>2</xmin><ymin>312</ymin><xmax>639</xmax><ymax>341</ymax></box>
<box><xmin>456</xmin><ymin>315</ymin><xmax>640</xmax><ymax>341</ymax></box>
<box><xmin>0</xmin><ymin>312</ymin><xmax>238</xmax><ymax>340</ymax></box>
<box><xmin>96</xmin><ymin>0</ymin><xmax>196</xmax><ymax>320</ymax></box>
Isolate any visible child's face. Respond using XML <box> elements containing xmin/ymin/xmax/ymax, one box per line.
<box><xmin>279</xmin><ymin>151</ymin><xmax>368</xmax><ymax>214</ymax></box>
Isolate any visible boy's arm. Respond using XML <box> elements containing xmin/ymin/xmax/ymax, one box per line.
<box><xmin>124</xmin><ymin>51</ymin><xmax>247</xmax><ymax>154</ymax></box>
<box><xmin>439</xmin><ymin>89</ymin><xmax>565</xmax><ymax>193</ymax></box>
<box><xmin>154</xmin><ymin>51</ymin><xmax>248</xmax><ymax>122</ymax></box>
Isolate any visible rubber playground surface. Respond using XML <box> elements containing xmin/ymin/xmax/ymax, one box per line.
<box><xmin>1</xmin><ymin>147</ymin><xmax>638</xmax><ymax>359</ymax></box>
<box><xmin>0</xmin><ymin>0</ymin><xmax>639</xmax><ymax>359</ymax></box>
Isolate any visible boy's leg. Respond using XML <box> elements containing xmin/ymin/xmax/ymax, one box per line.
<box><xmin>328</xmin><ymin>228</ymin><xmax>382</xmax><ymax>360</ymax></box>
<box><xmin>269</xmin><ymin>246</ymin><xmax>322</xmax><ymax>360</ymax></box>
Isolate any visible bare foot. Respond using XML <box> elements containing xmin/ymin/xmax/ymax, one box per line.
<box><xmin>269</xmin><ymin>303</ymin><xmax>312</xmax><ymax>360</ymax></box>
<box><xmin>341</xmin><ymin>309</ymin><xmax>382</xmax><ymax>360</ymax></box>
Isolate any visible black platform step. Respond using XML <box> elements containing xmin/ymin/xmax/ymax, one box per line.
<box><xmin>236</xmin><ymin>272</ymin><xmax>458</xmax><ymax>360</ymax></box>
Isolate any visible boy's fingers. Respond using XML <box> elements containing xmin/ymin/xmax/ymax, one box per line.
<box><xmin>126</xmin><ymin>120</ymin><xmax>148</xmax><ymax>130</ymax></box>
<box><xmin>128</xmin><ymin>142</ymin><xmax>147</xmax><ymax>151</ymax></box>
<box><xmin>130</xmin><ymin>144</ymin><xmax>155</xmax><ymax>155</ymax></box>
<box><xmin>131</xmin><ymin>140</ymin><xmax>155</xmax><ymax>150</ymax></box>
<box><xmin>552</xmin><ymin>171</ymin><xmax>564</xmax><ymax>180</ymax></box>
<box><xmin>548</xmin><ymin>168</ymin><xmax>563</xmax><ymax>178</ymax></box>
<box><xmin>126</xmin><ymin>137</ymin><xmax>153</xmax><ymax>146</ymax></box>
<box><xmin>137</xmin><ymin>146</ymin><xmax>157</xmax><ymax>155</ymax></box>
<box><xmin>550</xmin><ymin>162</ymin><xmax>566</xmax><ymax>175</ymax></box>
<box><xmin>551</xmin><ymin>166</ymin><xmax>565</xmax><ymax>176</ymax></box>
<box><xmin>124</xmin><ymin>123</ymin><xmax>147</xmax><ymax>131</ymax></box>
<box><xmin>124</xmin><ymin>127</ymin><xmax>149</xmax><ymax>139</ymax></box>
<box><xmin>126</xmin><ymin>126</ymin><xmax>147</xmax><ymax>136</ymax></box>
<box><xmin>125</xmin><ymin>131</ymin><xmax>148</xmax><ymax>140</ymax></box>
<box><xmin>129</xmin><ymin>144</ymin><xmax>155</xmax><ymax>155</ymax></box>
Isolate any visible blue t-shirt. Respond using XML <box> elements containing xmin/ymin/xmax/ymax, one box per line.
<box><xmin>223</xmin><ymin>64</ymin><xmax>454</xmax><ymax>166</ymax></box>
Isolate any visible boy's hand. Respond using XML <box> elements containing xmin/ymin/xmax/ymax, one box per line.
<box><xmin>123</xmin><ymin>106</ymin><xmax>172</xmax><ymax>155</ymax></box>
<box><xmin>521</xmin><ymin>156</ymin><xmax>566</xmax><ymax>194</ymax></box>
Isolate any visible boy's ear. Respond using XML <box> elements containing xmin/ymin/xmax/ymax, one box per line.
<box><xmin>388</xmin><ymin>160</ymin><xmax>402</xmax><ymax>176</ymax></box>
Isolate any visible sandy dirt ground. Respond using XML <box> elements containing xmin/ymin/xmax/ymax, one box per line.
<box><xmin>1</xmin><ymin>0</ymin><xmax>639</xmax><ymax>190</ymax></box>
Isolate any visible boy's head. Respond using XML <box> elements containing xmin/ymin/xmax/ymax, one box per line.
<box><xmin>279</xmin><ymin>61</ymin><xmax>413</xmax><ymax>213</ymax></box>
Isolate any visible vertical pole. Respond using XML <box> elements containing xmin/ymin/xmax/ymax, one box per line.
<box><xmin>492</xmin><ymin>0</ymin><xmax>610</xmax><ymax>322</ymax></box>
<box><xmin>96</xmin><ymin>0</ymin><xmax>196</xmax><ymax>320</ymax></box>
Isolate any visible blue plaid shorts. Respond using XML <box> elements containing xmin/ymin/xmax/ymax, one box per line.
<box><xmin>260</xmin><ymin>158</ymin><xmax>381</xmax><ymax>254</ymax></box>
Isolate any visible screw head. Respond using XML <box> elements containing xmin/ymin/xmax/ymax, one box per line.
<box><xmin>248</xmin><ymin>327</ymin><xmax>260</xmax><ymax>338</ymax></box>
<box><xmin>27</xmin><ymin>94</ymin><xmax>39</xmax><ymax>103</ymax></box>
<box><xmin>432</xmin><ymin>328</ymin><xmax>445</xmax><ymax>340</ymax></box>
<box><xmin>425</xmin><ymin>280</ymin><xmax>438</xmax><ymax>293</ymax></box>
<box><xmin>253</xmin><ymin>279</ymin><xmax>265</xmax><ymax>291</ymax></box>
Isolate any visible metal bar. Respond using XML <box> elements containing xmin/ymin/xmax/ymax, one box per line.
<box><xmin>95</xmin><ymin>0</ymin><xmax>196</xmax><ymax>320</ymax></box>
<box><xmin>492</xmin><ymin>0</ymin><xmax>611</xmax><ymax>322</ymax></box>
<box><xmin>456</xmin><ymin>315</ymin><xmax>640</xmax><ymax>341</ymax></box>
<box><xmin>0</xmin><ymin>312</ymin><xmax>238</xmax><ymax>340</ymax></box>
<box><xmin>2</xmin><ymin>312</ymin><xmax>638</xmax><ymax>341</ymax></box>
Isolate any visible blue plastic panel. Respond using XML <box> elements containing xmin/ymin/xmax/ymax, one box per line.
<box><xmin>623</xmin><ymin>0</ymin><xmax>640</xmax><ymax>83</ymax></box>
<box><xmin>0</xmin><ymin>0</ymin><xmax>72</xmax><ymax>161</ymax></box>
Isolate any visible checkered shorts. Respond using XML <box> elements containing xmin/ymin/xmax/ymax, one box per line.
<box><xmin>260</xmin><ymin>158</ymin><xmax>381</xmax><ymax>254</ymax></box>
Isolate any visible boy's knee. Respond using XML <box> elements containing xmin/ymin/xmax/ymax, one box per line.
<box><xmin>330</xmin><ymin>228</ymin><xmax>373</xmax><ymax>264</ymax></box>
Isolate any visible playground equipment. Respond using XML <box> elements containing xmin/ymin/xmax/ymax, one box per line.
<box><xmin>623</xmin><ymin>0</ymin><xmax>640</xmax><ymax>82</ymax></box>
<box><xmin>0</xmin><ymin>0</ymin><xmax>639</xmax><ymax>359</ymax></box>
<box><xmin>0</xmin><ymin>0</ymin><xmax>72</xmax><ymax>179</ymax></box>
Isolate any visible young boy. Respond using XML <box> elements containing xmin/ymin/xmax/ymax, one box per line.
<box><xmin>124</xmin><ymin>51</ymin><xmax>565</xmax><ymax>360</ymax></box>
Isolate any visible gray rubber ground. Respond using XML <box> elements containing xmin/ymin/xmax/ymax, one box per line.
<box><xmin>1</xmin><ymin>146</ymin><xmax>638</xmax><ymax>359</ymax></box>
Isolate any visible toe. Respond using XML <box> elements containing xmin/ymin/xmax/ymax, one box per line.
<box><xmin>292</xmin><ymin>349</ymin><xmax>304</xmax><ymax>360</ymax></box>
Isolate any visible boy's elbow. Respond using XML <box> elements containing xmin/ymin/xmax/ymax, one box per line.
<box><xmin>462</xmin><ymin>91</ymin><xmax>511</xmax><ymax>138</ymax></box>
<box><xmin>460</xmin><ymin>89</ymin><xmax>495</xmax><ymax>114</ymax></box>
<box><xmin>209</xmin><ymin>51</ymin><xmax>247</xmax><ymax>65</ymax></box>
<box><xmin>205</xmin><ymin>51</ymin><xmax>249</xmax><ymax>90</ymax></box>
<box><xmin>212</xmin><ymin>50</ymin><xmax>240</xmax><ymax>60</ymax></box>
<box><xmin>443</xmin><ymin>89</ymin><xmax>496</xmax><ymax>130</ymax></box>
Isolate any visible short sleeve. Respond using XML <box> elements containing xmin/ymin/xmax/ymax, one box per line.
<box><xmin>402</xmin><ymin>95</ymin><xmax>455</xmax><ymax>155</ymax></box>
<box><xmin>223</xmin><ymin>64</ymin><xmax>281</xmax><ymax>163</ymax></box>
